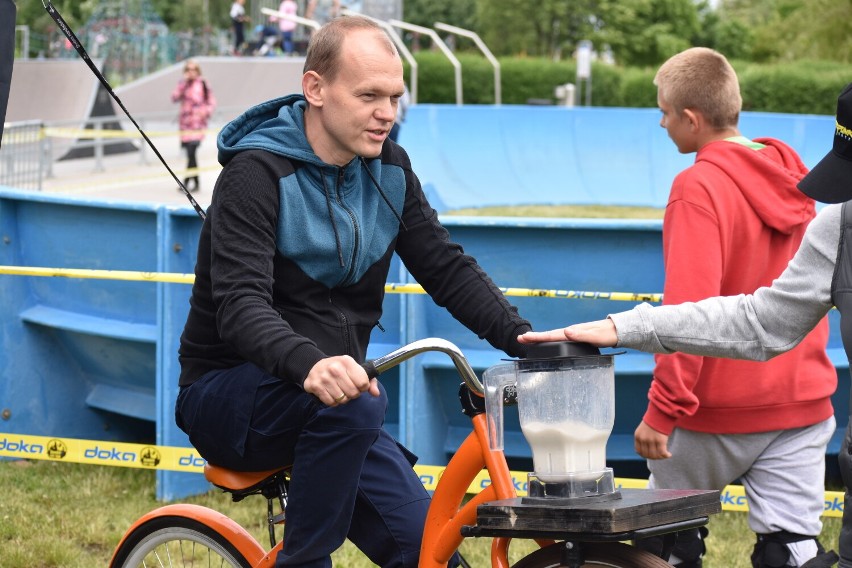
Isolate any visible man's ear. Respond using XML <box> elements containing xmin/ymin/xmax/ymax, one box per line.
<box><xmin>302</xmin><ymin>71</ymin><xmax>324</xmax><ymax>107</ymax></box>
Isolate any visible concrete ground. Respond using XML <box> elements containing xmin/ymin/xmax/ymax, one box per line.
<box><xmin>40</xmin><ymin>123</ymin><xmax>223</xmax><ymax>210</ymax></box>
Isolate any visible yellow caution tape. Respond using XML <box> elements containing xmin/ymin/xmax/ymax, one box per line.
<box><xmin>0</xmin><ymin>266</ymin><xmax>662</xmax><ymax>302</ymax></box>
<box><xmin>1</xmin><ymin>129</ymin><xmax>46</xmax><ymax>144</ymax></box>
<box><xmin>0</xmin><ymin>432</ymin><xmax>841</xmax><ymax>516</ymax></box>
<box><xmin>0</xmin><ymin>265</ymin><xmax>195</xmax><ymax>284</ymax></box>
<box><xmin>42</xmin><ymin>127</ymin><xmax>220</xmax><ymax>139</ymax></box>
<box><xmin>390</xmin><ymin>283</ymin><xmax>662</xmax><ymax>303</ymax></box>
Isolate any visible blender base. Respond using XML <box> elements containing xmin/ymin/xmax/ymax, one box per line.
<box><xmin>523</xmin><ymin>469</ymin><xmax>620</xmax><ymax>504</ymax></box>
<box><xmin>522</xmin><ymin>490</ymin><xmax>622</xmax><ymax>506</ymax></box>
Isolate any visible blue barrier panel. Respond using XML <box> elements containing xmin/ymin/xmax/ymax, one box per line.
<box><xmin>158</xmin><ymin>207</ymin><xmax>204</xmax><ymax>499</ymax></box>
<box><xmin>0</xmin><ymin>189</ymin><xmax>159</xmax><ymax>444</ymax></box>
<box><xmin>402</xmin><ymin>105</ymin><xmax>836</xmax><ymax>212</ymax></box>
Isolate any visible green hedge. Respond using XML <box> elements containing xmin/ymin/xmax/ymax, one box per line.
<box><xmin>406</xmin><ymin>52</ymin><xmax>848</xmax><ymax>115</ymax></box>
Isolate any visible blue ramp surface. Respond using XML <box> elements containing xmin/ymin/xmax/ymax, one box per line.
<box><xmin>401</xmin><ymin>105</ymin><xmax>836</xmax><ymax>212</ymax></box>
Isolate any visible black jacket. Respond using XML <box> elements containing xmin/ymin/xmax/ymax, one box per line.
<box><xmin>178</xmin><ymin>95</ymin><xmax>531</xmax><ymax>387</ymax></box>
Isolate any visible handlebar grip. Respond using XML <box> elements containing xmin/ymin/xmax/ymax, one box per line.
<box><xmin>362</xmin><ymin>360</ymin><xmax>379</xmax><ymax>379</ymax></box>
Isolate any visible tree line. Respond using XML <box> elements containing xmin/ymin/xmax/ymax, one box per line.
<box><xmin>13</xmin><ymin>0</ymin><xmax>852</xmax><ymax>67</ymax></box>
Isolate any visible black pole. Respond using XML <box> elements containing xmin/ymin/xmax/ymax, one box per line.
<box><xmin>0</xmin><ymin>0</ymin><xmax>17</xmax><ymax>147</ymax></box>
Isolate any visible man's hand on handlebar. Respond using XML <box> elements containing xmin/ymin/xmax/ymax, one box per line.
<box><xmin>518</xmin><ymin>318</ymin><xmax>619</xmax><ymax>347</ymax></box>
<box><xmin>303</xmin><ymin>355</ymin><xmax>380</xmax><ymax>406</ymax></box>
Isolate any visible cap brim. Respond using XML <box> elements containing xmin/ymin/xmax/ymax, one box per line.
<box><xmin>798</xmin><ymin>150</ymin><xmax>852</xmax><ymax>204</ymax></box>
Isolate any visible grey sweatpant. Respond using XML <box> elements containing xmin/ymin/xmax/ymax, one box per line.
<box><xmin>648</xmin><ymin>417</ymin><xmax>835</xmax><ymax>537</ymax></box>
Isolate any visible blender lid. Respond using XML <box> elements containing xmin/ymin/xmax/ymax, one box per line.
<box><xmin>523</xmin><ymin>340</ymin><xmax>601</xmax><ymax>360</ymax></box>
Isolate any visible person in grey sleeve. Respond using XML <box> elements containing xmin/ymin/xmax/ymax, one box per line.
<box><xmin>520</xmin><ymin>82</ymin><xmax>852</xmax><ymax>568</ymax></box>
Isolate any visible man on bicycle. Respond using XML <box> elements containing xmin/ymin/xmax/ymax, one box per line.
<box><xmin>175</xmin><ymin>15</ymin><xmax>532</xmax><ymax>568</ymax></box>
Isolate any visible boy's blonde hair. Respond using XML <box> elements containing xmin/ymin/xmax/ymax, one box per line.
<box><xmin>654</xmin><ymin>47</ymin><xmax>741</xmax><ymax>130</ymax></box>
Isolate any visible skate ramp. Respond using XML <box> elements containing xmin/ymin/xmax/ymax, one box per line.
<box><xmin>7</xmin><ymin>59</ymin><xmax>101</xmax><ymax>123</ymax></box>
<box><xmin>114</xmin><ymin>56</ymin><xmax>305</xmax><ymax>123</ymax></box>
<box><xmin>7</xmin><ymin>59</ymin><xmax>102</xmax><ymax>159</ymax></box>
<box><xmin>400</xmin><ymin>105</ymin><xmax>837</xmax><ymax>212</ymax></box>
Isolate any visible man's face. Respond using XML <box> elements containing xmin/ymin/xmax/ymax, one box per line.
<box><xmin>658</xmin><ymin>91</ymin><xmax>696</xmax><ymax>154</ymax></box>
<box><xmin>308</xmin><ymin>29</ymin><xmax>405</xmax><ymax>165</ymax></box>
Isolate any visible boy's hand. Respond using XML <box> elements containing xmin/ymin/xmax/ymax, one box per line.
<box><xmin>518</xmin><ymin>318</ymin><xmax>618</xmax><ymax>347</ymax></box>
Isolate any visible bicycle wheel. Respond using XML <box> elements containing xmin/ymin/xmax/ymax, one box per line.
<box><xmin>110</xmin><ymin>516</ymin><xmax>252</xmax><ymax>568</ymax></box>
<box><xmin>512</xmin><ymin>541</ymin><xmax>673</xmax><ymax>568</ymax></box>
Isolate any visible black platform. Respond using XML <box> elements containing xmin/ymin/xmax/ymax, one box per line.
<box><xmin>462</xmin><ymin>488</ymin><xmax>721</xmax><ymax>542</ymax></box>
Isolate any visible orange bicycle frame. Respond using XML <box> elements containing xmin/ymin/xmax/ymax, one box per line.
<box><xmin>418</xmin><ymin>411</ymin><xmax>553</xmax><ymax>568</ymax></box>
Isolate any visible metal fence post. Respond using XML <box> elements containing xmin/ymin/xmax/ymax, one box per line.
<box><xmin>42</xmin><ymin>133</ymin><xmax>54</xmax><ymax>179</ymax></box>
<box><xmin>138</xmin><ymin>117</ymin><xmax>148</xmax><ymax>165</ymax></box>
<box><xmin>93</xmin><ymin>121</ymin><xmax>105</xmax><ymax>173</ymax></box>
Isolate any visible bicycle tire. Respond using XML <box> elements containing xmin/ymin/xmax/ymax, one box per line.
<box><xmin>512</xmin><ymin>541</ymin><xmax>674</xmax><ymax>568</ymax></box>
<box><xmin>110</xmin><ymin>515</ymin><xmax>253</xmax><ymax>568</ymax></box>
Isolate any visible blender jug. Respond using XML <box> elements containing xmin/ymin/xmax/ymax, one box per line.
<box><xmin>483</xmin><ymin>340</ymin><xmax>620</xmax><ymax>502</ymax></box>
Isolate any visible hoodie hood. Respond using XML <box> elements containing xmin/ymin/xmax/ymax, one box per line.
<box><xmin>213</xmin><ymin>93</ymin><xmax>407</xmax><ymax>288</ymax></box>
<box><xmin>695</xmin><ymin>137</ymin><xmax>814</xmax><ymax>234</ymax></box>
<box><xmin>217</xmin><ymin>94</ymin><xmax>321</xmax><ymax>167</ymax></box>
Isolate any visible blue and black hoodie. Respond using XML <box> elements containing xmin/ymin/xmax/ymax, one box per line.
<box><xmin>178</xmin><ymin>95</ymin><xmax>531</xmax><ymax>387</ymax></box>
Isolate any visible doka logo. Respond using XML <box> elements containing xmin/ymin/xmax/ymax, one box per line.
<box><xmin>84</xmin><ymin>445</ymin><xmax>136</xmax><ymax>462</ymax></box>
<box><xmin>178</xmin><ymin>453</ymin><xmax>206</xmax><ymax>468</ymax></box>
<box><xmin>139</xmin><ymin>447</ymin><xmax>161</xmax><ymax>467</ymax></box>
<box><xmin>47</xmin><ymin>439</ymin><xmax>67</xmax><ymax>460</ymax></box>
<box><xmin>0</xmin><ymin>437</ymin><xmax>44</xmax><ymax>455</ymax></box>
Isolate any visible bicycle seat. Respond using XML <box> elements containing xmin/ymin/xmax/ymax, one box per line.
<box><xmin>204</xmin><ymin>463</ymin><xmax>291</xmax><ymax>493</ymax></box>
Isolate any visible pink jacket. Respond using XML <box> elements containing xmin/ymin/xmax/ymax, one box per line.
<box><xmin>172</xmin><ymin>78</ymin><xmax>216</xmax><ymax>143</ymax></box>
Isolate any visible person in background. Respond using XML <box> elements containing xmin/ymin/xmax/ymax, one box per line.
<box><xmin>251</xmin><ymin>24</ymin><xmax>281</xmax><ymax>56</ymax></box>
<box><xmin>171</xmin><ymin>59</ymin><xmax>216</xmax><ymax>193</ymax></box>
<box><xmin>175</xmin><ymin>16</ymin><xmax>532</xmax><ymax>568</ymax></box>
<box><xmin>518</xmin><ymin>84</ymin><xmax>852</xmax><ymax>568</ymax></box>
<box><xmin>305</xmin><ymin>0</ymin><xmax>340</xmax><ymax>26</ymax></box>
<box><xmin>271</xmin><ymin>0</ymin><xmax>298</xmax><ymax>56</ymax></box>
<box><xmin>229</xmin><ymin>0</ymin><xmax>249</xmax><ymax>55</ymax></box>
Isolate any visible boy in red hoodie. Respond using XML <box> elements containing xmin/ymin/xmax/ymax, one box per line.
<box><xmin>633</xmin><ymin>48</ymin><xmax>838</xmax><ymax>568</ymax></box>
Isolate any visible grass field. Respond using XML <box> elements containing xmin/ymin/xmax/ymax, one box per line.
<box><xmin>0</xmin><ymin>459</ymin><xmax>842</xmax><ymax>567</ymax></box>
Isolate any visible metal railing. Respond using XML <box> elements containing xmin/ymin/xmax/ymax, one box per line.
<box><xmin>434</xmin><ymin>22</ymin><xmax>500</xmax><ymax>106</ymax></box>
<box><xmin>0</xmin><ymin>121</ymin><xmax>45</xmax><ymax>190</ymax></box>
<box><xmin>389</xmin><ymin>19</ymin><xmax>462</xmax><ymax>106</ymax></box>
<box><xmin>0</xmin><ymin>106</ymin><xmax>245</xmax><ymax>190</ymax></box>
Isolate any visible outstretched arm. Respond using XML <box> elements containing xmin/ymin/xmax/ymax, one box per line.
<box><xmin>520</xmin><ymin>205</ymin><xmax>840</xmax><ymax>360</ymax></box>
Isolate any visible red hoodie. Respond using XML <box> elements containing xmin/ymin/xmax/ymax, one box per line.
<box><xmin>645</xmin><ymin>137</ymin><xmax>836</xmax><ymax>435</ymax></box>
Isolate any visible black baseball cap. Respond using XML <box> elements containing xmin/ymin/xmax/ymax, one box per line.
<box><xmin>798</xmin><ymin>82</ymin><xmax>852</xmax><ymax>203</ymax></box>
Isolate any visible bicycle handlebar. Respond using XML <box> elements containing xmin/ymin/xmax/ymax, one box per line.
<box><xmin>364</xmin><ymin>338</ymin><xmax>483</xmax><ymax>395</ymax></box>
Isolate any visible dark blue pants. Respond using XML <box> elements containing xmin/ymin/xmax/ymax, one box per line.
<box><xmin>175</xmin><ymin>363</ymin><xmax>432</xmax><ymax>567</ymax></box>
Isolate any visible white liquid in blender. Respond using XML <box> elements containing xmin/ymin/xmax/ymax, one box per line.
<box><xmin>522</xmin><ymin>420</ymin><xmax>610</xmax><ymax>481</ymax></box>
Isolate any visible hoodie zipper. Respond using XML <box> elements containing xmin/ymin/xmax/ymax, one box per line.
<box><xmin>327</xmin><ymin>167</ymin><xmax>357</xmax><ymax>355</ymax></box>
<box><xmin>335</xmin><ymin>166</ymin><xmax>361</xmax><ymax>286</ymax></box>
